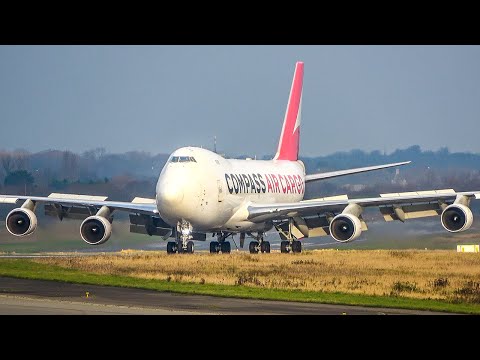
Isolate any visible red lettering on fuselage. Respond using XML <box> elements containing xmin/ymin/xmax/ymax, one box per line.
<box><xmin>278</xmin><ymin>175</ymin><xmax>286</xmax><ymax>193</ymax></box>
<box><xmin>271</xmin><ymin>174</ymin><xmax>280</xmax><ymax>193</ymax></box>
<box><xmin>294</xmin><ymin>174</ymin><xmax>300</xmax><ymax>194</ymax></box>
<box><xmin>266</xmin><ymin>174</ymin><xmax>273</xmax><ymax>193</ymax></box>
<box><xmin>285</xmin><ymin>175</ymin><xmax>292</xmax><ymax>193</ymax></box>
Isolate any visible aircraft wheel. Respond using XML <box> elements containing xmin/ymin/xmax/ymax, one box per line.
<box><xmin>221</xmin><ymin>241</ymin><xmax>231</xmax><ymax>253</ymax></box>
<box><xmin>210</xmin><ymin>241</ymin><xmax>219</xmax><ymax>254</ymax></box>
<box><xmin>249</xmin><ymin>241</ymin><xmax>259</xmax><ymax>254</ymax></box>
<box><xmin>292</xmin><ymin>240</ymin><xmax>302</xmax><ymax>253</ymax></box>
<box><xmin>261</xmin><ymin>241</ymin><xmax>271</xmax><ymax>253</ymax></box>
<box><xmin>167</xmin><ymin>241</ymin><xmax>177</xmax><ymax>254</ymax></box>
<box><xmin>186</xmin><ymin>241</ymin><xmax>195</xmax><ymax>254</ymax></box>
<box><xmin>280</xmin><ymin>241</ymin><xmax>289</xmax><ymax>253</ymax></box>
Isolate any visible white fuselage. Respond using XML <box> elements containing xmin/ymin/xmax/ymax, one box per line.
<box><xmin>156</xmin><ymin>147</ymin><xmax>305</xmax><ymax>233</ymax></box>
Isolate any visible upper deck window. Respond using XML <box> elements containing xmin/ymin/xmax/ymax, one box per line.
<box><xmin>170</xmin><ymin>156</ymin><xmax>197</xmax><ymax>163</ymax></box>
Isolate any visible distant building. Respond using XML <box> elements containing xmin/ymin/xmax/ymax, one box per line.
<box><xmin>391</xmin><ymin>168</ymin><xmax>407</xmax><ymax>186</ymax></box>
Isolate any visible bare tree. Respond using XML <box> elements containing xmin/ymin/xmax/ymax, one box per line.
<box><xmin>0</xmin><ymin>152</ymin><xmax>14</xmax><ymax>174</ymax></box>
<box><xmin>12</xmin><ymin>149</ymin><xmax>30</xmax><ymax>170</ymax></box>
<box><xmin>62</xmin><ymin>151</ymin><xmax>79</xmax><ymax>181</ymax></box>
<box><xmin>93</xmin><ymin>147</ymin><xmax>106</xmax><ymax>160</ymax></box>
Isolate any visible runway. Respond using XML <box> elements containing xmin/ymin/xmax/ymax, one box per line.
<box><xmin>0</xmin><ymin>277</ymin><xmax>449</xmax><ymax>315</ymax></box>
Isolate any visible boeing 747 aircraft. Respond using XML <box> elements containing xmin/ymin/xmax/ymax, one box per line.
<box><xmin>1</xmin><ymin>62</ymin><xmax>479</xmax><ymax>253</ymax></box>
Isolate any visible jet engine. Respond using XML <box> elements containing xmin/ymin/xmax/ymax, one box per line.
<box><xmin>6</xmin><ymin>208</ymin><xmax>38</xmax><ymax>236</ymax></box>
<box><xmin>441</xmin><ymin>204</ymin><xmax>473</xmax><ymax>233</ymax></box>
<box><xmin>80</xmin><ymin>215</ymin><xmax>112</xmax><ymax>245</ymax></box>
<box><xmin>329</xmin><ymin>213</ymin><xmax>362</xmax><ymax>243</ymax></box>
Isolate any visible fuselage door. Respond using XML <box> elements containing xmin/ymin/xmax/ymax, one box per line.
<box><xmin>217</xmin><ymin>179</ymin><xmax>224</xmax><ymax>202</ymax></box>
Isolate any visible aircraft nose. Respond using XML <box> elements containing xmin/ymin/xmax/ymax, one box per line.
<box><xmin>159</xmin><ymin>182</ymin><xmax>184</xmax><ymax>206</ymax></box>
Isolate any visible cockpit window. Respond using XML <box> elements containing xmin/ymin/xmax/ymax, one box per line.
<box><xmin>170</xmin><ymin>156</ymin><xmax>197</xmax><ymax>163</ymax></box>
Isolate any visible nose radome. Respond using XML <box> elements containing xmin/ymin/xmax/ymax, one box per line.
<box><xmin>159</xmin><ymin>182</ymin><xmax>184</xmax><ymax>205</ymax></box>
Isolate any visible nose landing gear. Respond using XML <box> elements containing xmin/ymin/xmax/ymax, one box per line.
<box><xmin>167</xmin><ymin>220</ymin><xmax>195</xmax><ymax>254</ymax></box>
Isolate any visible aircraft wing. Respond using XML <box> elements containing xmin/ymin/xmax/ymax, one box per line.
<box><xmin>247</xmin><ymin>189</ymin><xmax>480</xmax><ymax>222</ymax></box>
<box><xmin>0</xmin><ymin>193</ymin><xmax>158</xmax><ymax>216</ymax></box>
<box><xmin>305</xmin><ymin>161</ymin><xmax>411</xmax><ymax>182</ymax></box>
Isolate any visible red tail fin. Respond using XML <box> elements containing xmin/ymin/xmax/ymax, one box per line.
<box><xmin>274</xmin><ymin>61</ymin><xmax>304</xmax><ymax>161</ymax></box>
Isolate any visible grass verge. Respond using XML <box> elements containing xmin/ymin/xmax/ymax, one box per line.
<box><xmin>0</xmin><ymin>259</ymin><xmax>479</xmax><ymax>314</ymax></box>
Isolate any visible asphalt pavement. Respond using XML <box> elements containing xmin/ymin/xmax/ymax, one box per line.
<box><xmin>0</xmin><ymin>277</ymin><xmax>450</xmax><ymax>315</ymax></box>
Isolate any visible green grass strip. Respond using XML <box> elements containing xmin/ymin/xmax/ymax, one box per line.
<box><xmin>0</xmin><ymin>259</ymin><xmax>479</xmax><ymax>314</ymax></box>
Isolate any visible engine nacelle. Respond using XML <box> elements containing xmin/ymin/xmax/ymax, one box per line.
<box><xmin>6</xmin><ymin>208</ymin><xmax>38</xmax><ymax>236</ymax></box>
<box><xmin>80</xmin><ymin>216</ymin><xmax>112</xmax><ymax>245</ymax></box>
<box><xmin>441</xmin><ymin>204</ymin><xmax>473</xmax><ymax>233</ymax></box>
<box><xmin>329</xmin><ymin>213</ymin><xmax>362</xmax><ymax>243</ymax></box>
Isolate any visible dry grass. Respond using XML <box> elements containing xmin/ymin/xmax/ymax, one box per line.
<box><xmin>35</xmin><ymin>249</ymin><xmax>480</xmax><ymax>303</ymax></box>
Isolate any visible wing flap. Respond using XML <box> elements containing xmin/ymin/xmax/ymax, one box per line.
<box><xmin>303</xmin><ymin>194</ymin><xmax>348</xmax><ymax>202</ymax></box>
<box><xmin>0</xmin><ymin>197</ymin><xmax>18</xmax><ymax>204</ymax></box>
<box><xmin>380</xmin><ymin>189</ymin><xmax>455</xmax><ymax>198</ymax></box>
<box><xmin>380</xmin><ymin>203</ymin><xmax>442</xmax><ymax>222</ymax></box>
<box><xmin>44</xmin><ymin>204</ymin><xmax>93</xmax><ymax>220</ymax></box>
<box><xmin>132</xmin><ymin>197</ymin><xmax>156</xmax><ymax>204</ymax></box>
<box><xmin>48</xmin><ymin>193</ymin><xmax>109</xmax><ymax>201</ymax></box>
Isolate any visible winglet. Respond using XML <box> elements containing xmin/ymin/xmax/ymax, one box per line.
<box><xmin>274</xmin><ymin>61</ymin><xmax>304</xmax><ymax>161</ymax></box>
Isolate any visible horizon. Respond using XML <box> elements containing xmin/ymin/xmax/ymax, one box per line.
<box><xmin>0</xmin><ymin>144</ymin><xmax>477</xmax><ymax>158</ymax></box>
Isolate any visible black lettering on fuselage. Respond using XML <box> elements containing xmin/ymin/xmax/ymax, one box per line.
<box><xmin>252</xmin><ymin>174</ymin><xmax>260</xmax><ymax>193</ymax></box>
<box><xmin>247</xmin><ymin>174</ymin><xmax>256</xmax><ymax>193</ymax></box>
<box><xmin>232</xmin><ymin>174</ymin><xmax>239</xmax><ymax>194</ymax></box>
<box><xmin>241</xmin><ymin>174</ymin><xmax>250</xmax><ymax>193</ymax></box>
<box><xmin>238</xmin><ymin>174</ymin><xmax>245</xmax><ymax>193</ymax></box>
<box><xmin>257</xmin><ymin>173</ymin><xmax>266</xmax><ymax>193</ymax></box>
<box><xmin>225</xmin><ymin>174</ymin><xmax>233</xmax><ymax>194</ymax></box>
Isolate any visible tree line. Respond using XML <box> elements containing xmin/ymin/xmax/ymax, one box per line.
<box><xmin>0</xmin><ymin>145</ymin><xmax>479</xmax><ymax>203</ymax></box>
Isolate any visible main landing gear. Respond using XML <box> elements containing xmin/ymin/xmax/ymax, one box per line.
<box><xmin>280</xmin><ymin>240</ymin><xmax>302</xmax><ymax>253</ymax></box>
<box><xmin>248</xmin><ymin>232</ymin><xmax>270</xmax><ymax>254</ymax></box>
<box><xmin>275</xmin><ymin>219</ymin><xmax>302</xmax><ymax>253</ymax></box>
<box><xmin>210</xmin><ymin>232</ymin><xmax>232</xmax><ymax>254</ymax></box>
<box><xmin>167</xmin><ymin>220</ymin><xmax>195</xmax><ymax>254</ymax></box>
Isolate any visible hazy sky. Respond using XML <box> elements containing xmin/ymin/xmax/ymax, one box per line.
<box><xmin>1</xmin><ymin>45</ymin><xmax>480</xmax><ymax>157</ymax></box>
